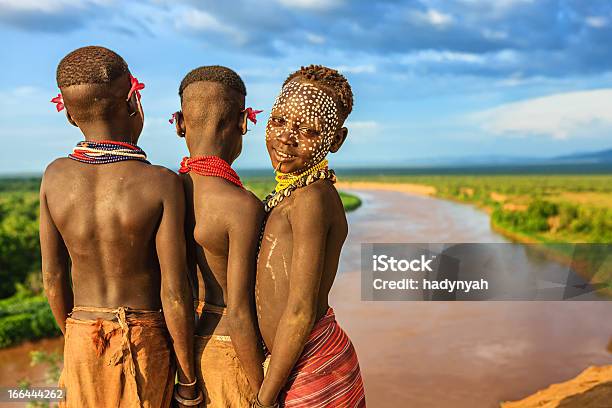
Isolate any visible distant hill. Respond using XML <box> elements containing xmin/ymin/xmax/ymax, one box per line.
<box><xmin>553</xmin><ymin>148</ymin><xmax>612</xmax><ymax>163</ymax></box>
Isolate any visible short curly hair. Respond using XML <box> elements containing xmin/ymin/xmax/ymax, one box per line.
<box><xmin>56</xmin><ymin>46</ymin><xmax>129</xmax><ymax>88</ymax></box>
<box><xmin>283</xmin><ymin>65</ymin><xmax>353</xmax><ymax>121</ymax></box>
<box><xmin>179</xmin><ymin>65</ymin><xmax>246</xmax><ymax>99</ymax></box>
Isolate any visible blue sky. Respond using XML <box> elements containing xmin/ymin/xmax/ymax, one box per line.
<box><xmin>1</xmin><ymin>0</ymin><xmax>612</xmax><ymax>173</ymax></box>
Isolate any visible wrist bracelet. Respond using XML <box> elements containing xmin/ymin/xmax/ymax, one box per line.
<box><xmin>253</xmin><ymin>395</ymin><xmax>279</xmax><ymax>408</ymax></box>
<box><xmin>178</xmin><ymin>377</ymin><xmax>197</xmax><ymax>387</ymax></box>
<box><xmin>173</xmin><ymin>388</ymin><xmax>203</xmax><ymax>406</ymax></box>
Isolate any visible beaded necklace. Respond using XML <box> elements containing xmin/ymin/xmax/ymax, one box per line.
<box><xmin>274</xmin><ymin>159</ymin><xmax>329</xmax><ymax>193</ymax></box>
<box><xmin>69</xmin><ymin>140</ymin><xmax>149</xmax><ymax>164</ymax></box>
<box><xmin>264</xmin><ymin>162</ymin><xmax>336</xmax><ymax>212</ymax></box>
<box><xmin>179</xmin><ymin>156</ymin><xmax>243</xmax><ymax>189</ymax></box>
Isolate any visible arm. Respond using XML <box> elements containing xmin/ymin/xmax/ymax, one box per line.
<box><xmin>226</xmin><ymin>199</ymin><xmax>266</xmax><ymax>394</ymax></box>
<box><xmin>257</xmin><ymin>189</ymin><xmax>331</xmax><ymax>405</ymax></box>
<box><xmin>181</xmin><ymin>174</ymin><xmax>199</xmax><ymax>301</ymax></box>
<box><xmin>155</xmin><ymin>173</ymin><xmax>197</xmax><ymax>398</ymax></box>
<box><xmin>39</xmin><ymin>178</ymin><xmax>73</xmax><ymax>335</ymax></box>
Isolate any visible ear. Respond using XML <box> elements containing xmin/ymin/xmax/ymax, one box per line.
<box><xmin>65</xmin><ymin>109</ymin><xmax>78</xmax><ymax>128</ymax></box>
<box><xmin>127</xmin><ymin>93</ymin><xmax>139</xmax><ymax>117</ymax></box>
<box><xmin>175</xmin><ymin>111</ymin><xmax>186</xmax><ymax>138</ymax></box>
<box><xmin>240</xmin><ymin>109</ymin><xmax>249</xmax><ymax>135</ymax></box>
<box><xmin>329</xmin><ymin>127</ymin><xmax>348</xmax><ymax>153</ymax></box>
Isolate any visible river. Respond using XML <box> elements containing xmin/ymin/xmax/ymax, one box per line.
<box><xmin>332</xmin><ymin>189</ymin><xmax>612</xmax><ymax>407</ymax></box>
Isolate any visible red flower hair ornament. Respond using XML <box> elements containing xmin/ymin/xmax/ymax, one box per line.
<box><xmin>52</xmin><ymin>74</ymin><xmax>145</xmax><ymax>112</ymax></box>
<box><xmin>51</xmin><ymin>94</ymin><xmax>64</xmax><ymax>112</ymax></box>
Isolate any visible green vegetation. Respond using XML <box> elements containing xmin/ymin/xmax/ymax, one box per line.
<box><xmin>343</xmin><ymin>173</ymin><xmax>612</xmax><ymax>243</ymax></box>
<box><xmin>339</xmin><ymin>191</ymin><xmax>362</xmax><ymax>211</ymax></box>
<box><xmin>0</xmin><ymin>186</ymin><xmax>41</xmax><ymax>298</ymax></box>
<box><xmin>0</xmin><ymin>290</ymin><xmax>61</xmax><ymax>348</ymax></box>
<box><xmin>244</xmin><ymin>176</ymin><xmax>362</xmax><ymax>211</ymax></box>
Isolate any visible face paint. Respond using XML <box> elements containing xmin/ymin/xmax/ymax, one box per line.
<box><xmin>265</xmin><ymin>81</ymin><xmax>340</xmax><ymax>174</ymax></box>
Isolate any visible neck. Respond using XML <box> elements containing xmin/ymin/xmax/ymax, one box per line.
<box><xmin>186</xmin><ymin>129</ymin><xmax>236</xmax><ymax>164</ymax></box>
<box><xmin>79</xmin><ymin>121</ymin><xmax>136</xmax><ymax>144</ymax></box>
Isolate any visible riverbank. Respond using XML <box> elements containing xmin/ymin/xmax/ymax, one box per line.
<box><xmin>500</xmin><ymin>365</ymin><xmax>612</xmax><ymax>408</ymax></box>
<box><xmin>339</xmin><ymin>178</ymin><xmax>612</xmax><ymax>297</ymax></box>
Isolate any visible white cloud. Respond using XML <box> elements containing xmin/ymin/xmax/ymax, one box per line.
<box><xmin>585</xmin><ymin>16</ymin><xmax>608</xmax><ymax>28</ymax></box>
<box><xmin>176</xmin><ymin>8</ymin><xmax>245</xmax><ymax>44</ymax></box>
<box><xmin>0</xmin><ymin>0</ymin><xmax>111</xmax><ymax>13</ymax></box>
<box><xmin>482</xmin><ymin>28</ymin><xmax>508</xmax><ymax>40</ymax></box>
<box><xmin>459</xmin><ymin>0</ymin><xmax>534</xmax><ymax>13</ymax></box>
<box><xmin>334</xmin><ymin>64</ymin><xmax>376</xmax><ymax>74</ymax></box>
<box><xmin>344</xmin><ymin>121</ymin><xmax>381</xmax><ymax>143</ymax></box>
<box><xmin>181</xmin><ymin>9</ymin><xmax>227</xmax><ymax>33</ymax></box>
<box><xmin>411</xmin><ymin>8</ymin><xmax>454</xmax><ymax>28</ymax></box>
<box><xmin>400</xmin><ymin>50</ymin><xmax>484</xmax><ymax>64</ymax></box>
<box><xmin>305</xmin><ymin>33</ymin><xmax>325</xmax><ymax>44</ymax></box>
<box><xmin>276</xmin><ymin>0</ymin><xmax>343</xmax><ymax>11</ymax></box>
<box><xmin>346</xmin><ymin>121</ymin><xmax>379</xmax><ymax>130</ymax></box>
<box><xmin>472</xmin><ymin>89</ymin><xmax>612</xmax><ymax>139</ymax></box>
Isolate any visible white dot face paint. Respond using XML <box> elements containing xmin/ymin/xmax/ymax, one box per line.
<box><xmin>265</xmin><ymin>81</ymin><xmax>340</xmax><ymax>174</ymax></box>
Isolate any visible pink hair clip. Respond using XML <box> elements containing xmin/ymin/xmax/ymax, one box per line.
<box><xmin>127</xmin><ymin>74</ymin><xmax>145</xmax><ymax>101</ymax></box>
<box><xmin>169</xmin><ymin>112</ymin><xmax>177</xmax><ymax>124</ymax></box>
<box><xmin>51</xmin><ymin>93</ymin><xmax>64</xmax><ymax>112</ymax></box>
<box><xmin>243</xmin><ymin>107</ymin><xmax>263</xmax><ymax>124</ymax></box>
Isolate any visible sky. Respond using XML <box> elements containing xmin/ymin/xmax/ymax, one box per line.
<box><xmin>1</xmin><ymin>0</ymin><xmax>612</xmax><ymax>173</ymax></box>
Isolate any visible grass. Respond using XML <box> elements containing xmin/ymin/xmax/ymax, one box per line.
<box><xmin>243</xmin><ymin>176</ymin><xmax>362</xmax><ymax>212</ymax></box>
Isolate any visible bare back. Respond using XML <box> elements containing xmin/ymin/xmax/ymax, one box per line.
<box><xmin>42</xmin><ymin>158</ymin><xmax>176</xmax><ymax>318</ymax></box>
<box><xmin>182</xmin><ymin>174</ymin><xmax>264</xmax><ymax>336</ymax></box>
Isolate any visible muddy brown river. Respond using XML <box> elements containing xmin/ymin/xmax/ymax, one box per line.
<box><xmin>0</xmin><ymin>188</ymin><xmax>610</xmax><ymax>407</ymax></box>
<box><xmin>332</xmin><ymin>189</ymin><xmax>612</xmax><ymax>407</ymax></box>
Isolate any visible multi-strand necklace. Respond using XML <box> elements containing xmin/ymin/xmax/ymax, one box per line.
<box><xmin>263</xmin><ymin>159</ymin><xmax>336</xmax><ymax>212</ymax></box>
<box><xmin>69</xmin><ymin>140</ymin><xmax>149</xmax><ymax>164</ymax></box>
<box><xmin>179</xmin><ymin>156</ymin><xmax>243</xmax><ymax>189</ymax></box>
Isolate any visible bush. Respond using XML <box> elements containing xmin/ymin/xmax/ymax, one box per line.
<box><xmin>0</xmin><ymin>293</ymin><xmax>60</xmax><ymax>348</ymax></box>
<box><xmin>0</xmin><ymin>192</ymin><xmax>41</xmax><ymax>298</ymax></box>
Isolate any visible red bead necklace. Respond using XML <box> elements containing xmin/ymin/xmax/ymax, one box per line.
<box><xmin>179</xmin><ymin>156</ymin><xmax>243</xmax><ymax>188</ymax></box>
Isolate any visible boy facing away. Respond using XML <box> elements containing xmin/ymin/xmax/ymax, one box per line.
<box><xmin>255</xmin><ymin>65</ymin><xmax>366</xmax><ymax>407</ymax></box>
<box><xmin>173</xmin><ymin>66</ymin><xmax>265</xmax><ymax>407</ymax></box>
<box><xmin>40</xmin><ymin>46</ymin><xmax>199</xmax><ymax>407</ymax></box>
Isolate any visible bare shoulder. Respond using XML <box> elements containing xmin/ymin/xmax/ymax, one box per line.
<box><xmin>229</xmin><ymin>187</ymin><xmax>265</xmax><ymax>226</ymax></box>
<box><xmin>291</xmin><ymin>179</ymin><xmax>339</xmax><ymax>217</ymax></box>
<box><xmin>42</xmin><ymin>157</ymin><xmax>72</xmax><ymax>178</ymax></box>
<box><xmin>145</xmin><ymin>165</ymin><xmax>184</xmax><ymax>197</ymax></box>
<box><xmin>41</xmin><ymin>158</ymin><xmax>73</xmax><ymax>191</ymax></box>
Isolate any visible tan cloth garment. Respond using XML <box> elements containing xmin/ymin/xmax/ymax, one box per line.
<box><xmin>195</xmin><ymin>335</ymin><xmax>255</xmax><ymax>408</ymax></box>
<box><xmin>59</xmin><ymin>306</ymin><xmax>175</xmax><ymax>408</ymax></box>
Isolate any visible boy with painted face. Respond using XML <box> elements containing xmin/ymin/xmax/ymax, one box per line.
<box><xmin>255</xmin><ymin>65</ymin><xmax>366</xmax><ymax>407</ymax></box>
<box><xmin>40</xmin><ymin>46</ymin><xmax>199</xmax><ymax>407</ymax></box>
<box><xmin>173</xmin><ymin>66</ymin><xmax>265</xmax><ymax>407</ymax></box>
